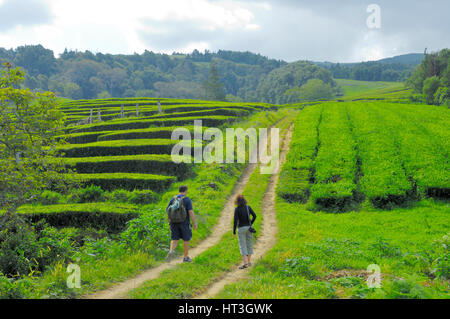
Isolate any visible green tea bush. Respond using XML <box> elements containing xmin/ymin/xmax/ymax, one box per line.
<box><xmin>310</xmin><ymin>103</ymin><xmax>358</xmax><ymax>212</ymax></box>
<box><xmin>121</xmin><ymin>207</ymin><xmax>170</xmax><ymax>252</ymax></box>
<box><xmin>370</xmin><ymin>237</ymin><xmax>402</xmax><ymax>258</ymax></box>
<box><xmin>70</xmin><ymin>185</ymin><xmax>105</xmax><ymax>203</ymax></box>
<box><xmin>76</xmin><ymin>173</ymin><xmax>175</xmax><ymax>192</ymax></box>
<box><xmin>0</xmin><ymin>214</ymin><xmax>75</xmax><ymax>278</ymax></box>
<box><xmin>347</xmin><ymin>102</ymin><xmax>412</xmax><ymax>208</ymax></box>
<box><xmin>107</xmin><ymin>189</ymin><xmax>131</xmax><ymax>203</ymax></box>
<box><xmin>384</xmin><ymin>278</ymin><xmax>431</xmax><ymax>299</ymax></box>
<box><xmin>0</xmin><ymin>272</ymin><xmax>36</xmax><ymax>299</ymax></box>
<box><xmin>38</xmin><ymin>190</ymin><xmax>63</xmax><ymax>205</ymax></box>
<box><xmin>279</xmin><ymin>256</ymin><xmax>318</xmax><ymax>280</ymax></box>
<box><xmin>277</xmin><ymin>105</ymin><xmax>323</xmax><ymax>203</ymax></box>
<box><xmin>128</xmin><ymin>190</ymin><xmax>160</xmax><ymax>205</ymax></box>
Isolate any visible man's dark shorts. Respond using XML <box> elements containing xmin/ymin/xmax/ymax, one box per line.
<box><xmin>170</xmin><ymin>222</ymin><xmax>192</xmax><ymax>241</ymax></box>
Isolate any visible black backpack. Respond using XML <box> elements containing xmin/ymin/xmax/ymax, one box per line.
<box><xmin>167</xmin><ymin>195</ymin><xmax>187</xmax><ymax>223</ymax></box>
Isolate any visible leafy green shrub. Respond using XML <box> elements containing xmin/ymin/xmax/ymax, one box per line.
<box><xmin>128</xmin><ymin>190</ymin><xmax>160</xmax><ymax>205</ymax></box>
<box><xmin>370</xmin><ymin>237</ymin><xmax>402</xmax><ymax>258</ymax></box>
<box><xmin>279</xmin><ymin>256</ymin><xmax>318</xmax><ymax>280</ymax></box>
<box><xmin>411</xmin><ymin>234</ymin><xmax>450</xmax><ymax>280</ymax></box>
<box><xmin>38</xmin><ymin>190</ymin><xmax>63</xmax><ymax>205</ymax></box>
<box><xmin>385</xmin><ymin>278</ymin><xmax>431</xmax><ymax>299</ymax></box>
<box><xmin>422</xmin><ymin>76</ymin><xmax>441</xmax><ymax>105</ymax></box>
<box><xmin>70</xmin><ymin>185</ymin><xmax>105</xmax><ymax>203</ymax></box>
<box><xmin>121</xmin><ymin>207</ymin><xmax>170</xmax><ymax>251</ymax></box>
<box><xmin>75</xmin><ymin>173</ymin><xmax>176</xmax><ymax>192</ymax></box>
<box><xmin>107</xmin><ymin>189</ymin><xmax>131</xmax><ymax>203</ymax></box>
<box><xmin>0</xmin><ymin>272</ymin><xmax>36</xmax><ymax>299</ymax></box>
<box><xmin>332</xmin><ymin>276</ymin><xmax>363</xmax><ymax>288</ymax></box>
<box><xmin>0</xmin><ymin>214</ymin><xmax>75</xmax><ymax>278</ymax></box>
<box><xmin>17</xmin><ymin>203</ymin><xmax>139</xmax><ymax>233</ymax></box>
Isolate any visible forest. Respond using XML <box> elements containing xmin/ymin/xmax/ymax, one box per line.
<box><xmin>0</xmin><ymin>45</ymin><xmax>425</xmax><ymax>103</ymax></box>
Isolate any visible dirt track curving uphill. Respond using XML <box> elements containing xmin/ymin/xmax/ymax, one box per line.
<box><xmin>85</xmin><ymin>162</ymin><xmax>258</xmax><ymax>299</ymax></box>
<box><xmin>193</xmin><ymin>123</ymin><xmax>294</xmax><ymax>299</ymax></box>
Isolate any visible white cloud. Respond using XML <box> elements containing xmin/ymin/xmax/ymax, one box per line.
<box><xmin>0</xmin><ymin>0</ymin><xmax>448</xmax><ymax>61</ymax></box>
<box><xmin>0</xmin><ymin>0</ymin><xmax>257</xmax><ymax>55</ymax></box>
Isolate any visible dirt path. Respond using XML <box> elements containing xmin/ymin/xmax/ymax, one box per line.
<box><xmin>193</xmin><ymin>123</ymin><xmax>294</xmax><ymax>299</ymax></box>
<box><xmin>85</xmin><ymin>162</ymin><xmax>258</xmax><ymax>299</ymax></box>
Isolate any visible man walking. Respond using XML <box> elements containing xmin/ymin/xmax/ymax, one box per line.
<box><xmin>166</xmin><ymin>185</ymin><xmax>197</xmax><ymax>262</ymax></box>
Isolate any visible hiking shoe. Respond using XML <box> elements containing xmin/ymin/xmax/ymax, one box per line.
<box><xmin>238</xmin><ymin>264</ymin><xmax>248</xmax><ymax>269</ymax></box>
<box><xmin>183</xmin><ymin>256</ymin><xmax>193</xmax><ymax>263</ymax></box>
<box><xmin>165</xmin><ymin>250</ymin><xmax>176</xmax><ymax>261</ymax></box>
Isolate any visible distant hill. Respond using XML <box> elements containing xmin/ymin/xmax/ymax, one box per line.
<box><xmin>311</xmin><ymin>53</ymin><xmax>424</xmax><ymax>82</ymax></box>
<box><xmin>376</xmin><ymin>53</ymin><xmax>424</xmax><ymax>65</ymax></box>
<box><xmin>0</xmin><ymin>45</ymin><xmax>425</xmax><ymax>100</ymax></box>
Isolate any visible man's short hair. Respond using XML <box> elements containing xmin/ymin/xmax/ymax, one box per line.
<box><xmin>179</xmin><ymin>185</ymin><xmax>188</xmax><ymax>193</ymax></box>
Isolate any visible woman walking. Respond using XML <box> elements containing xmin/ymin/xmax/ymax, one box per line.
<box><xmin>233</xmin><ymin>194</ymin><xmax>257</xmax><ymax>269</ymax></box>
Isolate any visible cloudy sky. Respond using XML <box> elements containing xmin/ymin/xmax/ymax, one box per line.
<box><xmin>0</xmin><ymin>0</ymin><xmax>448</xmax><ymax>62</ymax></box>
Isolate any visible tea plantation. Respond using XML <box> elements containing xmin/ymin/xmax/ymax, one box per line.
<box><xmin>278</xmin><ymin>101</ymin><xmax>449</xmax><ymax>211</ymax></box>
<box><xmin>15</xmin><ymin>98</ymin><xmax>273</xmax><ymax>233</ymax></box>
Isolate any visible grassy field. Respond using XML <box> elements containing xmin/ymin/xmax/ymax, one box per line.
<box><xmin>0</xmin><ymin>107</ymin><xmax>293</xmax><ymax>298</ymax></box>
<box><xmin>1</xmin><ymin>84</ymin><xmax>448</xmax><ymax>299</ymax></box>
<box><xmin>336</xmin><ymin>79</ymin><xmax>404</xmax><ymax>97</ymax></box>
<box><xmin>215</xmin><ymin>101</ymin><xmax>449</xmax><ymax>299</ymax></box>
<box><xmin>217</xmin><ymin>198</ymin><xmax>449</xmax><ymax>299</ymax></box>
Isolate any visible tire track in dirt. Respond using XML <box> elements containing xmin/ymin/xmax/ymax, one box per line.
<box><xmin>193</xmin><ymin>123</ymin><xmax>294</xmax><ymax>299</ymax></box>
<box><xmin>84</xmin><ymin>120</ymin><xmax>287</xmax><ymax>299</ymax></box>
<box><xmin>85</xmin><ymin>161</ymin><xmax>258</xmax><ymax>299</ymax></box>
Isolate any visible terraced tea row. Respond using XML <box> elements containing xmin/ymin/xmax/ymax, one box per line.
<box><xmin>19</xmin><ymin>98</ymin><xmax>274</xmax><ymax>231</ymax></box>
<box><xmin>16</xmin><ymin>203</ymin><xmax>139</xmax><ymax>233</ymax></box>
<box><xmin>279</xmin><ymin>101</ymin><xmax>449</xmax><ymax>211</ymax></box>
<box><xmin>310</xmin><ymin>103</ymin><xmax>358</xmax><ymax>211</ymax></box>
<box><xmin>65</xmin><ymin>107</ymin><xmax>253</xmax><ymax>126</ymax></box>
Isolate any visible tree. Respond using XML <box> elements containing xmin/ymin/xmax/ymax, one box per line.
<box><xmin>422</xmin><ymin>76</ymin><xmax>441</xmax><ymax>105</ymax></box>
<box><xmin>407</xmin><ymin>48</ymin><xmax>450</xmax><ymax>105</ymax></box>
<box><xmin>0</xmin><ymin>63</ymin><xmax>71</xmax><ymax>213</ymax></box>
<box><xmin>14</xmin><ymin>45</ymin><xmax>57</xmax><ymax>77</ymax></box>
<box><xmin>257</xmin><ymin>61</ymin><xmax>337</xmax><ymax>104</ymax></box>
<box><xmin>284</xmin><ymin>79</ymin><xmax>334</xmax><ymax>102</ymax></box>
<box><xmin>64</xmin><ymin>82</ymin><xmax>83</xmax><ymax>99</ymax></box>
<box><xmin>203</xmin><ymin>61</ymin><xmax>226</xmax><ymax>101</ymax></box>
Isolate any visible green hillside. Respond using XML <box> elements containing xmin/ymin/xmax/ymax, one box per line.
<box><xmin>1</xmin><ymin>80</ymin><xmax>448</xmax><ymax>299</ymax></box>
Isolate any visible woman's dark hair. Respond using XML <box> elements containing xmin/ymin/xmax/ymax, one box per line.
<box><xmin>234</xmin><ymin>194</ymin><xmax>247</xmax><ymax>207</ymax></box>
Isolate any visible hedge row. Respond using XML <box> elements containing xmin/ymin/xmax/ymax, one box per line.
<box><xmin>15</xmin><ymin>203</ymin><xmax>139</xmax><ymax>233</ymax></box>
<box><xmin>372</xmin><ymin>102</ymin><xmax>449</xmax><ymax>199</ymax></box>
<box><xmin>62</xmin><ymin>154</ymin><xmax>192</xmax><ymax>178</ymax></box>
<box><xmin>277</xmin><ymin>104</ymin><xmax>323</xmax><ymax>203</ymax></box>
<box><xmin>74</xmin><ymin>173</ymin><xmax>176</xmax><ymax>192</ymax></box>
<box><xmin>310</xmin><ymin>103</ymin><xmax>358</xmax><ymax>212</ymax></box>
<box><xmin>63</xmin><ymin>104</ymin><xmax>259</xmax><ymax>118</ymax></box>
<box><xmin>61</xmin><ymin>98</ymin><xmax>267</xmax><ymax>111</ymax></box>
<box><xmin>60</xmin><ymin>98</ymin><xmax>207</xmax><ymax>110</ymax></box>
<box><xmin>69</xmin><ymin>116</ymin><xmax>236</xmax><ymax>133</ymax></box>
<box><xmin>347</xmin><ymin>102</ymin><xmax>413</xmax><ymax>208</ymax></box>
<box><xmin>66</xmin><ymin>106</ymin><xmax>242</xmax><ymax>123</ymax></box>
<box><xmin>96</xmin><ymin>126</ymin><xmax>199</xmax><ymax>142</ymax></box>
<box><xmin>58</xmin><ymin>139</ymin><xmax>202</xmax><ymax>157</ymax></box>
<box><xmin>62</xmin><ymin>126</ymin><xmax>206</xmax><ymax>144</ymax></box>
<box><xmin>60</xmin><ymin>131</ymin><xmax>114</xmax><ymax>144</ymax></box>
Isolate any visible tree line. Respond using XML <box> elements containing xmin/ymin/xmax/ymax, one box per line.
<box><xmin>1</xmin><ymin>44</ymin><xmax>432</xmax><ymax>104</ymax></box>
<box><xmin>0</xmin><ymin>45</ymin><xmax>286</xmax><ymax>102</ymax></box>
<box><xmin>406</xmin><ymin>49</ymin><xmax>449</xmax><ymax>106</ymax></box>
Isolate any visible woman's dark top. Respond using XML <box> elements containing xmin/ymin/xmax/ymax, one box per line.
<box><xmin>233</xmin><ymin>205</ymin><xmax>256</xmax><ymax>235</ymax></box>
